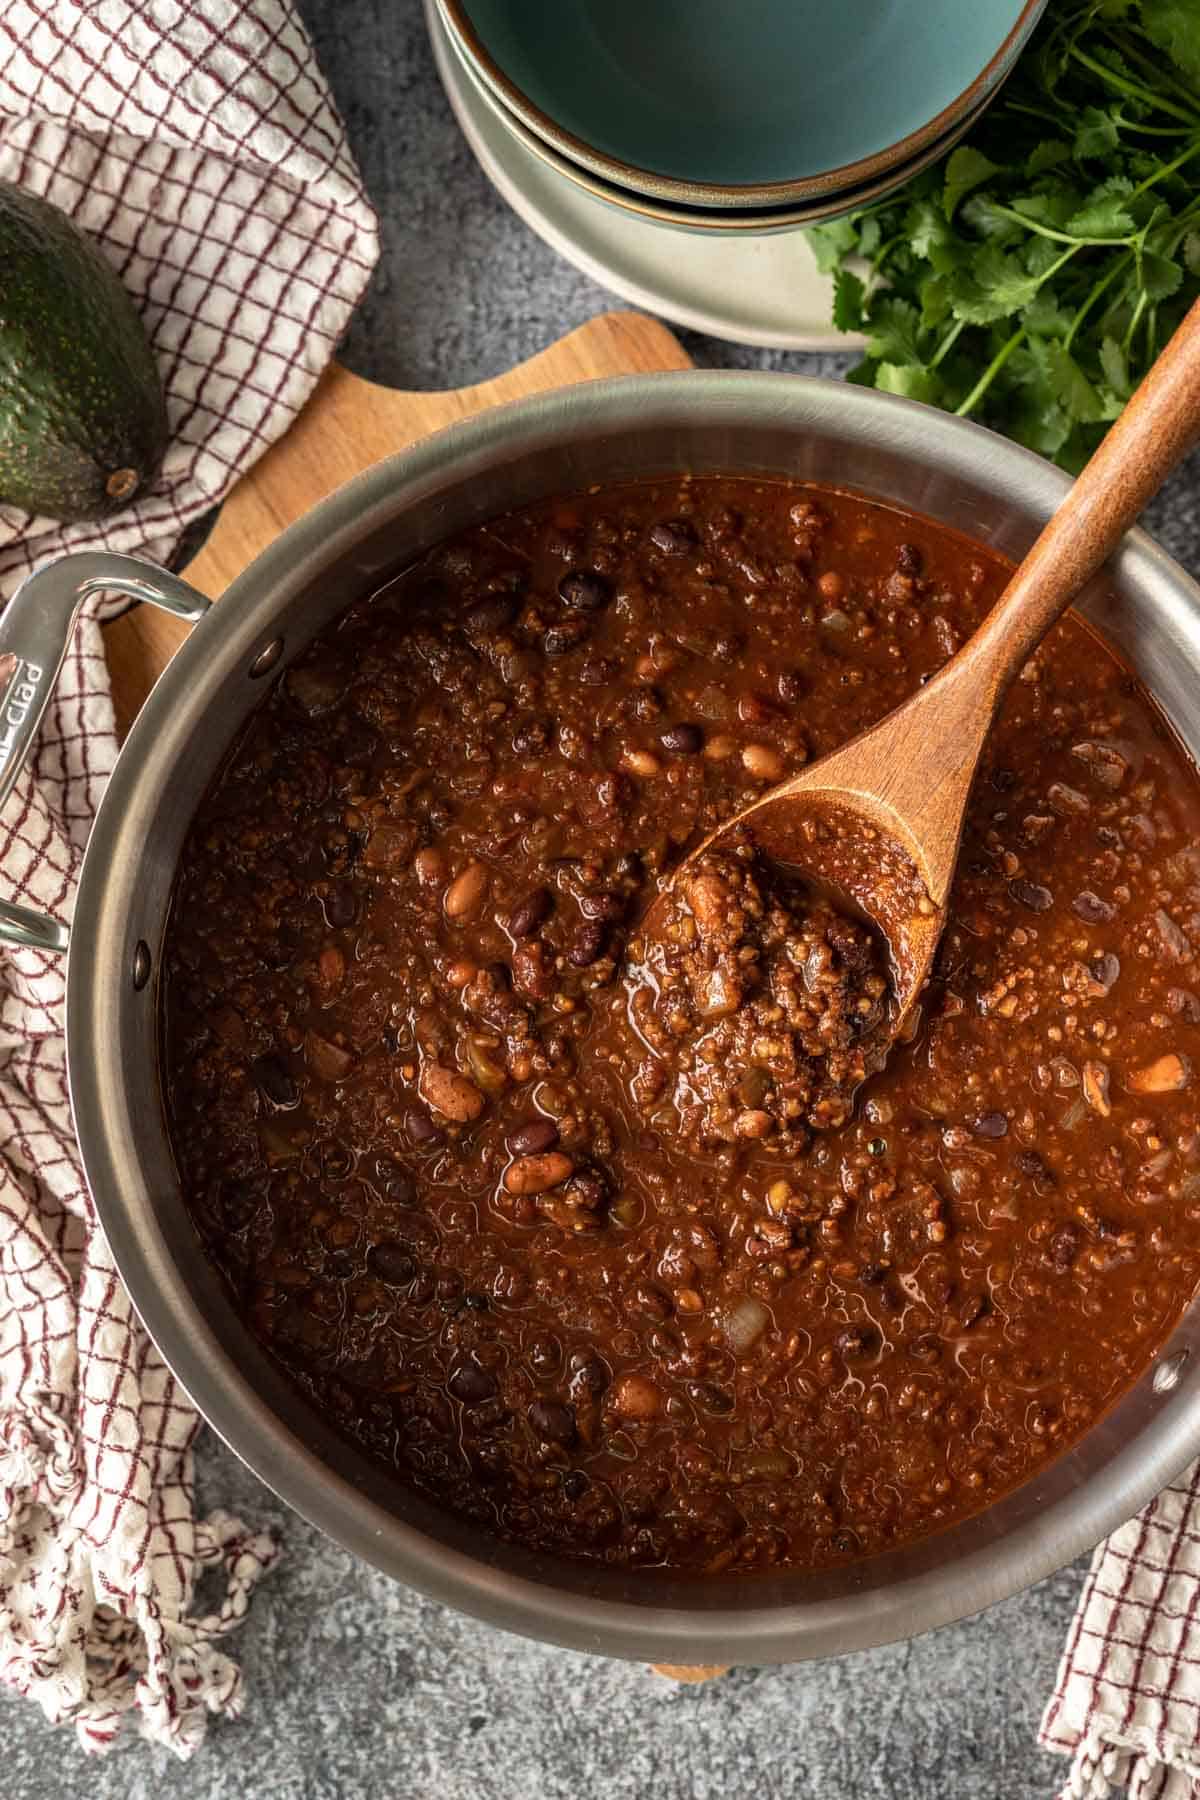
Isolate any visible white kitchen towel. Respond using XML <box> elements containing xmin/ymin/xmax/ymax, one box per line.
<box><xmin>1042</xmin><ymin>1464</ymin><xmax>1200</xmax><ymax>1799</ymax></box>
<box><xmin>0</xmin><ymin>0</ymin><xmax>378</xmax><ymax>1756</ymax></box>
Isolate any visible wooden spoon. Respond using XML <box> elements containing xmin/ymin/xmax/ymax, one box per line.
<box><xmin>646</xmin><ymin>297</ymin><xmax>1200</xmax><ymax>1030</ymax></box>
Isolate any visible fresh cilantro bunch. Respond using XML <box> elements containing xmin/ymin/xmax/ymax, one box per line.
<box><xmin>808</xmin><ymin>0</ymin><xmax>1200</xmax><ymax>470</ymax></box>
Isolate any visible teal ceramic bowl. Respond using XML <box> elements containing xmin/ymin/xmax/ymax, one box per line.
<box><xmin>437</xmin><ymin>0</ymin><xmax>1047</xmax><ymax>209</ymax></box>
<box><xmin>442</xmin><ymin>6</ymin><xmax>995</xmax><ymax>237</ymax></box>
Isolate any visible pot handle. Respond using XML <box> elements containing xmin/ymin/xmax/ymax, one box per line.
<box><xmin>0</xmin><ymin>551</ymin><xmax>212</xmax><ymax>955</ymax></box>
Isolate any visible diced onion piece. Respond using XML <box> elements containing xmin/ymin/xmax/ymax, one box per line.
<box><xmin>720</xmin><ymin>1295</ymin><xmax>771</xmax><ymax>1353</ymax></box>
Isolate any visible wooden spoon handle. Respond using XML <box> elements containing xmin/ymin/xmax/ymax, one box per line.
<box><xmin>954</xmin><ymin>294</ymin><xmax>1200</xmax><ymax>692</ymax></box>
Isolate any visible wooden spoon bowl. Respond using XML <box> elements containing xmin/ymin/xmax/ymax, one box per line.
<box><xmin>645</xmin><ymin>297</ymin><xmax>1200</xmax><ymax>1036</ymax></box>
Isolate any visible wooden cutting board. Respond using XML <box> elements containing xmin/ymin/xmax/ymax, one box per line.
<box><xmin>101</xmin><ymin>310</ymin><xmax>692</xmax><ymax>739</ymax></box>
<box><xmin>100</xmin><ymin>307</ymin><xmax>725</xmax><ymax>1679</ymax></box>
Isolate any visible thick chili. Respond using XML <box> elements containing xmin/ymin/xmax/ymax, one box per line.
<box><xmin>163</xmin><ymin>477</ymin><xmax>1200</xmax><ymax>1574</ymax></box>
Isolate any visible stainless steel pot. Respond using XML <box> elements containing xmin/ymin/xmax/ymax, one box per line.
<box><xmin>4</xmin><ymin>372</ymin><xmax>1200</xmax><ymax>1666</ymax></box>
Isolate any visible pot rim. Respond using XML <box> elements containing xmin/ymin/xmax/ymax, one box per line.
<box><xmin>68</xmin><ymin>370</ymin><xmax>1200</xmax><ymax>1663</ymax></box>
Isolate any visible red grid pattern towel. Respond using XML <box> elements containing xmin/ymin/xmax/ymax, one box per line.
<box><xmin>0</xmin><ymin>0</ymin><xmax>378</xmax><ymax>1757</ymax></box>
<box><xmin>1042</xmin><ymin>1466</ymin><xmax>1200</xmax><ymax>1799</ymax></box>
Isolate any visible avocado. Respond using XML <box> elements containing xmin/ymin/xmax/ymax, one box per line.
<box><xmin>0</xmin><ymin>180</ymin><xmax>167</xmax><ymax>524</ymax></box>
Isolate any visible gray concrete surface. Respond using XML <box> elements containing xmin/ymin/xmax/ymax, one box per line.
<box><xmin>6</xmin><ymin>1</ymin><xmax>1200</xmax><ymax>1793</ymax></box>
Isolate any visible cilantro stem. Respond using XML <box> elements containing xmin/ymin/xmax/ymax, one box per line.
<box><xmin>871</xmin><ymin>233</ymin><xmax>908</xmax><ymax>276</ymax></box>
<box><xmin>955</xmin><ymin>329</ymin><xmax>1026</xmax><ymax>419</ymax></box>
<box><xmin>1128</xmin><ymin>139</ymin><xmax>1200</xmax><ymax>198</ymax></box>
<box><xmin>1113</xmin><ymin>30</ymin><xmax>1200</xmax><ymax>115</ymax></box>
<box><xmin>1062</xmin><ymin>251</ymin><xmax>1134</xmax><ymax>352</ymax></box>
<box><xmin>1123</xmin><ymin>288</ymin><xmax>1149</xmax><ymax>353</ymax></box>
<box><xmin>981</xmin><ymin>203</ymin><xmax>1132</xmax><ymax>248</ymax></box>
<box><xmin>1071</xmin><ymin>45</ymin><xmax>1200</xmax><ymax>126</ymax></box>
<box><xmin>930</xmin><ymin>319</ymin><xmax>967</xmax><ymax>369</ymax></box>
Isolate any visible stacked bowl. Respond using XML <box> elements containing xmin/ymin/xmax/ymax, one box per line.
<box><xmin>434</xmin><ymin>0</ymin><xmax>1049</xmax><ymax>233</ymax></box>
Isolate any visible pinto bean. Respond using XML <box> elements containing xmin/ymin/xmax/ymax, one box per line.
<box><xmin>419</xmin><ymin>1063</ymin><xmax>485</xmax><ymax>1122</ymax></box>
<box><xmin>444</xmin><ymin>862</ymin><xmax>489</xmax><ymax>919</ymax></box>
<box><xmin>504</xmin><ymin>1152</ymin><xmax>575</xmax><ymax>1195</ymax></box>
<box><xmin>741</xmin><ymin>744</ymin><xmax>783</xmax><ymax>781</ymax></box>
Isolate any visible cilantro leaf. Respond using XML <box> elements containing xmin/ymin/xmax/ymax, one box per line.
<box><xmin>807</xmin><ymin>217</ymin><xmax>858</xmax><ymax>275</ymax></box>
<box><xmin>832</xmin><ymin>267</ymin><xmax>866</xmax><ymax>334</ymax></box>
<box><xmin>1139</xmin><ymin>251</ymin><xmax>1184</xmax><ymax>300</ymax></box>
<box><xmin>1031</xmin><ymin>339</ymin><xmax>1105</xmax><ymax>423</ymax></box>
<box><xmin>809</xmin><ymin>0</ymin><xmax>1200</xmax><ymax>472</ymax></box>
<box><xmin>863</xmin><ymin>297</ymin><xmax>924</xmax><ymax>365</ymax></box>
<box><xmin>949</xmin><ymin>247</ymin><xmax>1046</xmax><ymax>324</ymax></box>
<box><xmin>874</xmin><ymin>363</ymin><xmax>943</xmax><ymax>404</ymax></box>
<box><xmin>1075</xmin><ymin>106</ymin><xmax>1121</xmax><ymax>158</ymax></box>
<box><xmin>944</xmin><ymin>147</ymin><xmax>1002</xmax><ymax>220</ymax></box>
<box><xmin>1099</xmin><ymin>335</ymin><xmax>1132</xmax><ymax>398</ymax></box>
<box><xmin>1140</xmin><ymin>0</ymin><xmax>1200</xmax><ymax>82</ymax></box>
<box><xmin>1027</xmin><ymin>139</ymin><xmax>1073</xmax><ymax>175</ymax></box>
<box><xmin>1064</xmin><ymin>188</ymin><xmax>1136</xmax><ymax>238</ymax></box>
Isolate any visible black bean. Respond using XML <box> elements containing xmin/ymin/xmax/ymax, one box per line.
<box><xmin>220</xmin><ymin>1177</ymin><xmax>263</xmax><ymax>1229</ymax></box>
<box><xmin>512</xmin><ymin>718</ymin><xmax>551</xmax><ymax>754</ymax></box>
<box><xmin>1010</xmin><ymin>878</ymin><xmax>1053</xmax><ymax>913</ymax></box>
<box><xmin>324</xmin><ymin>882</ymin><xmax>358</xmax><ymax>928</ymax></box>
<box><xmin>436</xmin><ymin>1269</ymin><xmax>464</xmax><ymax>1305</ymax></box>
<box><xmin>568</xmin><ymin>1354</ymin><xmax>609</xmax><ymax>1397</ymax></box>
<box><xmin>972</xmin><ymin>1111</ymin><xmax>1008</xmax><ymax>1139</ymax></box>
<box><xmin>897</xmin><ymin>543</ymin><xmax>923</xmax><ymax>576</ymax></box>
<box><xmin>373</xmin><ymin>1154</ymin><xmax>416</xmax><ymax>1203</ymax></box>
<box><xmin>1017</xmin><ymin>1149</ymin><xmax>1056</xmax><ymax>1185</ymax></box>
<box><xmin>562</xmin><ymin>1470</ymin><xmax>589</xmax><ymax>1499</ymax></box>
<box><xmin>990</xmin><ymin>767</ymin><xmax>1017</xmax><ymax>792</ymax></box>
<box><xmin>1049</xmin><ymin>1225</ymin><xmax>1080</xmax><ymax>1270</ymax></box>
<box><xmin>558</xmin><ymin>570</ymin><xmax>611</xmax><ymax>612</ymax></box>
<box><xmin>776</xmin><ymin>670</ymin><xmax>804</xmax><ymax>704</ymax></box>
<box><xmin>507</xmin><ymin>1117</ymin><xmax>560</xmax><ymax>1156</ymax></box>
<box><xmin>578</xmin><ymin>656</ymin><xmax>616</xmax><ymax>686</ymax></box>
<box><xmin>527</xmin><ymin>1334</ymin><xmax>562</xmax><ymax>1377</ymax></box>
<box><xmin>542</xmin><ymin>619</ymin><xmax>591</xmax><ymax>657</ymax></box>
<box><xmin>859</xmin><ymin>1262</ymin><xmax>888</xmax><ymax>1285</ymax></box>
<box><xmin>463</xmin><ymin>594</ymin><xmax>518</xmax><ymax>636</ymax></box>
<box><xmin>405</xmin><ymin>1105</ymin><xmax>445</xmax><ymax>1147</ymax></box>
<box><xmin>836</xmin><ymin>1326</ymin><xmax>878</xmax><ymax>1360</ymax></box>
<box><xmin>1073</xmin><ymin>889</ymin><xmax>1116</xmax><ymax>924</ymax></box>
<box><xmin>564</xmin><ymin>1169</ymin><xmax>608</xmax><ymax>1212</ymax></box>
<box><xmin>959</xmin><ymin>1293</ymin><xmax>989</xmax><ymax>1330</ymax></box>
<box><xmin>689</xmin><ymin>1381</ymin><xmax>734</xmax><ymax>1414</ymax></box>
<box><xmin>254</xmin><ymin>1055</ymin><xmax>298</xmax><ymax>1110</ymax></box>
<box><xmin>487</xmin><ymin>960</ymin><xmax>512</xmax><ymax>991</ymax></box>
<box><xmin>463</xmin><ymin>1291</ymin><xmax>489</xmax><ymax>1311</ymax></box>
<box><xmin>448</xmin><ymin>1360</ymin><xmax>498</xmax><ymax>1405</ymax></box>
<box><xmin>322</xmin><ymin>1143</ymin><xmax>354</xmax><ymax>1179</ymax></box>
<box><xmin>508</xmin><ymin>887</ymin><xmax>553</xmax><ymax>939</ymax></box>
<box><xmin>1092</xmin><ymin>952</ymin><xmax>1121</xmax><ymax>990</ymax></box>
<box><xmin>529</xmin><ymin>1398</ymin><xmax>576</xmax><ymax>1445</ymax></box>
<box><xmin>908</xmin><ymin>1334</ymin><xmax>941</xmax><ymax>1364</ymax></box>
<box><xmin>580</xmin><ymin>891</ymin><xmax>625</xmax><ymax>922</ymax></box>
<box><xmin>649</xmin><ymin>520</ymin><xmax>695</xmax><ymax>555</ymax></box>
<box><xmin>567</xmin><ymin>921</ymin><xmax>607</xmax><ymax>967</ymax></box>
<box><xmin>629</xmin><ymin>1283</ymin><xmax>671</xmax><ymax>1322</ymax></box>
<box><xmin>660</xmin><ymin>722</ymin><xmax>704</xmax><ymax>755</ymax></box>
<box><xmin>409</xmin><ymin>1267</ymin><xmax>437</xmax><ymax>1306</ymax></box>
<box><xmin>367</xmin><ymin>1241</ymin><xmax>416</xmax><ymax>1284</ymax></box>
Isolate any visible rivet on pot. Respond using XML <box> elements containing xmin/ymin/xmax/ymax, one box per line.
<box><xmin>249</xmin><ymin>637</ymin><xmax>284</xmax><ymax>679</ymax></box>
<box><xmin>1153</xmin><ymin>1349</ymin><xmax>1189</xmax><ymax>1394</ymax></box>
<box><xmin>131</xmin><ymin>940</ymin><xmax>152</xmax><ymax>991</ymax></box>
